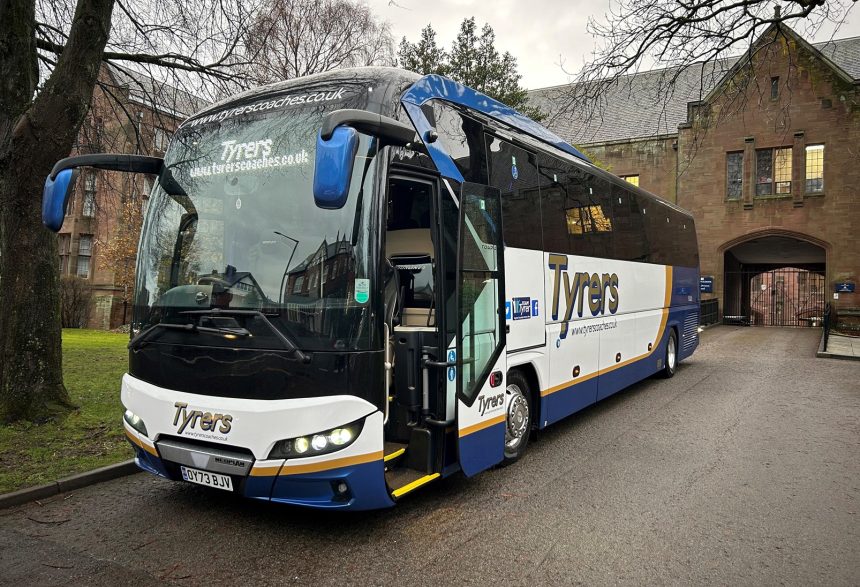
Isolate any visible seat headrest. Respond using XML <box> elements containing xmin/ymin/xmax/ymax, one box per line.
<box><xmin>385</xmin><ymin>228</ymin><xmax>433</xmax><ymax>260</ymax></box>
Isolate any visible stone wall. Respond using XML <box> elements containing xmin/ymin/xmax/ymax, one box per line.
<box><xmin>677</xmin><ymin>31</ymin><xmax>860</xmax><ymax>310</ymax></box>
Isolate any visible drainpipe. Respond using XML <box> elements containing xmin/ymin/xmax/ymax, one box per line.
<box><xmin>673</xmin><ymin>139</ymin><xmax>679</xmax><ymax>205</ymax></box>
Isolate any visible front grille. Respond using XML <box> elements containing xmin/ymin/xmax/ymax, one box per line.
<box><xmin>156</xmin><ymin>438</ymin><xmax>255</xmax><ymax>477</ymax></box>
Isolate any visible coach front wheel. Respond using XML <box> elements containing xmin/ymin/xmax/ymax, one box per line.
<box><xmin>662</xmin><ymin>329</ymin><xmax>678</xmax><ymax>378</ymax></box>
<box><xmin>502</xmin><ymin>371</ymin><xmax>533</xmax><ymax>464</ymax></box>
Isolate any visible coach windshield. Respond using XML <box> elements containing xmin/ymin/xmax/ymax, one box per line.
<box><xmin>132</xmin><ymin>85</ymin><xmax>383</xmax><ymax>352</ymax></box>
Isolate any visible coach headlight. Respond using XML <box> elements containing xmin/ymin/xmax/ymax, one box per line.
<box><xmin>268</xmin><ymin>419</ymin><xmax>364</xmax><ymax>459</ymax></box>
<box><xmin>123</xmin><ymin>408</ymin><xmax>148</xmax><ymax>437</ymax></box>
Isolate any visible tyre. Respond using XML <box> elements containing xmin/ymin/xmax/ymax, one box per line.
<box><xmin>661</xmin><ymin>329</ymin><xmax>678</xmax><ymax>378</ymax></box>
<box><xmin>502</xmin><ymin>370</ymin><xmax>533</xmax><ymax>464</ymax></box>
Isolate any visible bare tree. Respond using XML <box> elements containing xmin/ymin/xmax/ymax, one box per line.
<box><xmin>0</xmin><ymin>0</ymin><xmax>258</xmax><ymax>422</ymax></box>
<box><xmin>552</xmin><ymin>0</ymin><xmax>856</xmax><ymax>130</ymax></box>
<box><xmin>243</xmin><ymin>0</ymin><xmax>396</xmax><ymax>84</ymax></box>
<box><xmin>60</xmin><ymin>275</ymin><xmax>94</xmax><ymax>328</ymax></box>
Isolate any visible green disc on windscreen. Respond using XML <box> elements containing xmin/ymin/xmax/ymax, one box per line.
<box><xmin>354</xmin><ymin>278</ymin><xmax>370</xmax><ymax>304</ymax></box>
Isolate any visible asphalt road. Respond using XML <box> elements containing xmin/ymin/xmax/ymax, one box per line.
<box><xmin>2</xmin><ymin>326</ymin><xmax>858</xmax><ymax>586</ymax></box>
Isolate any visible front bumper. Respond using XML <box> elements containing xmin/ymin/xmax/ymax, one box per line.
<box><xmin>122</xmin><ymin>375</ymin><xmax>394</xmax><ymax>510</ymax></box>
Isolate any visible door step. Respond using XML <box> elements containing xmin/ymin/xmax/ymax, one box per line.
<box><xmin>385</xmin><ymin>467</ymin><xmax>440</xmax><ymax>499</ymax></box>
<box><xmin>383</xmin><ymin>441</ymin><xmax>407</xmax><ymax>467</ymax></box>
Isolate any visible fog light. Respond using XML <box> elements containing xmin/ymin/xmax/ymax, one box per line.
<box><xmin>123</xmin><ymin>409</ymin><xmax>148</xmax><ymax>437</ymax></box>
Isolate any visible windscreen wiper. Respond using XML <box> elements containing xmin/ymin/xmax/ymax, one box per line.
<box><xmin>179</xmin><ymin>309</ymin><xmax>311</xmax><ymax>363</ymax></box>
<box><xmin>128</xmin><ymin>321</ymin><xmax>250</xmax><ymax>350</ymax></box>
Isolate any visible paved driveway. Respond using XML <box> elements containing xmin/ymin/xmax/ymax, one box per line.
<box><xmin>2</xmin><ymin>326</ymin><xmax>858</xmax><ymax>586</ymax></box>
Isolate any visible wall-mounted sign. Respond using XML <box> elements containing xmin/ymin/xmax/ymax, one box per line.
<box><xmin>835</xmin><ymin>282</ymin><xmax>855</xmax><ymax>293</ymax></box>
<box><xmin>699</xmin><ymin>276</ymin><xmax>714</xmax><ymax>293</ymax></box>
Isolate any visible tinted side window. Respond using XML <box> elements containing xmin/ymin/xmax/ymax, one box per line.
<box><xmin>539</xmin><ymin>155</ymin><xmax>614</xmax><ymax>258</ymax></box>
<box><xmin>486</xmin><ymin>136</ymin><xmax>542</xmax><ymax>250</ymax></box>
<box><xmin>421</xmin><ymin>101</ymin><xmax>487</xmax><ymax>183</ymax></box>
<box><xmin>611</xmin><ymin>183</ymin><xmax>649</xmax><ymax>262</ymax></box>
<box><xmin>640</xmin><ymin>197</ymin><xmax>698</xmax><ymax>267</ymax></box>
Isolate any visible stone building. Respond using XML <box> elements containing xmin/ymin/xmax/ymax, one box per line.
<box><xmin>57</xmin><ymin>65</ymin><xmax>203</xmax><ymax>329</ymax></box>
<box><xmin>531</xmin><ymin>24</ymin><xmax>860</xmax><ymax>324</ymax></box>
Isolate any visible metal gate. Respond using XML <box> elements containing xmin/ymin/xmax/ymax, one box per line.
<box><xmin>723</xmin><ymin>267</ymin><xmax>826</xmax><ymax>327</ymax></box>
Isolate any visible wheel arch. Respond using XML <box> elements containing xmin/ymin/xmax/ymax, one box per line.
<box><xmin>507</xmin><ymin>361</ymin><xmax>541</xmax><ymax>430</ymax></box>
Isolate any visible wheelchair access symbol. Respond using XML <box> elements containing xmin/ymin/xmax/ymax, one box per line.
<box><xmin>447</xmin><ymin>349</ymin><xmax>456</xmax><ymax>382</ymax></box>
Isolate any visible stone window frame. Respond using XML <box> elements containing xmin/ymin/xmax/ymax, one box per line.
<box><xmin>755</xmin><ymin>146</ymin><xmax>792</xmax><ymax>197</ymax></box>
<box><xmin>805</xmin><ymin>144</ymin><xmax>824</xmax><ymax>194</ymax></box>
<box><xmin>726</xmin><ymin>151</ymin><xmax>743</xmax><ymax>200</ymax></box>
<box><xmin>76</xmin><ymin>234</ymin><xmax>93</xmax><ymax>279</ymax></box>
<box><xmin>82</xmin><ymin>172</ymin><xmax>97</xmax><ymax>217</ymax></box>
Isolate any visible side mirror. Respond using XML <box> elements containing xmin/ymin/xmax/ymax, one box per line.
<box><xmin>313</xmin><ymin>126</ymin><xmax>359</xmax><ymax>210</ymax></box>
<box><xmin>42</xmin><ymin>168</ymin><xmax>80</xmax><ymax>232</ymax></box>
<box><xmin>41</xmin><ymin>153</ymin><xmax>164</xmax><ymax>232</ymax></box>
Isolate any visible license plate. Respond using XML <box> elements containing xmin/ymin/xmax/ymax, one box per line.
<box><xmin>180</xmin><ymin>466</ymin><xmax>233</xmax><ymax>492</ymax></box>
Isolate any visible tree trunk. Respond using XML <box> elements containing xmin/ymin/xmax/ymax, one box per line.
<box><xmin>0</xmin><ymin>0</ymin><xmax>115</xmax><ymax>422</ymax></box>
<box><xmin>0</xmin><ymin>171</ymin><xmax>72</xmax><ymax>421</ymax></box>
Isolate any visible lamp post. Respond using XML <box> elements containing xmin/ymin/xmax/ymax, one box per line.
<box><xmin>275</xmin><ymin>231</ymin><xmax>299</xmax><ymax>305</ymax></box>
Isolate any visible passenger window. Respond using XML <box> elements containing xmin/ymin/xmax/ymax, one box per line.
<box><xmin>611</xmin><ymin>183</ymin><xmax>649</xmax><ymax>262</ymax></box>
<box><xmin>539</xmin><ymin>155</ymin><xmax>614</xmax><ymax>258</ymax></box>
<box><xmin>640</xmin><ymin>198</ymin><xmax>699</xmax><ymax>268</ymax></box>
<box><xmin>485</xmin><ymin>136</ymin><xmax>543</xmax><ymax>250</ymax></box>
<box><xmin>641</xmin><ymin>196</ymin><xmax>673</xmax><ymax>266</ymax></box>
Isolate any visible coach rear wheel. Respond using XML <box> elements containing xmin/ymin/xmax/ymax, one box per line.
<box><xmin>662</xmin><ymin>329</ymin><xmax>678</xmax><ymax>378</ymax></box>
<box><xmin>502</xmin><ymin>371</ymin><xmax>533</xmax><ymax>464</ymax></box>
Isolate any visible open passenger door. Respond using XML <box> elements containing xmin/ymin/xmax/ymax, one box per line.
<box><xmin>455</xmin><ymin>183</ymin><xmax>507</xmax><ymax>476</ymax></box>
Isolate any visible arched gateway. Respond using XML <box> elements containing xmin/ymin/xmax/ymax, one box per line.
<box><xmin>720</xmin><ymin>231</ymin><xmax>828</xmax><ymax>327</ymax></box>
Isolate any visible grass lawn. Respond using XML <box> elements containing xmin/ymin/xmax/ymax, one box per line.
<box><xmin>0</xmin><ymin>329</ymin><xmax>131</xmax><ymax>494</ymax></box>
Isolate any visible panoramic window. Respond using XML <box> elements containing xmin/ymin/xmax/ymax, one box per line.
<box><xmin>726</xmin><ymin>152</ymin><xmax>743</xmax><ymax>200</ymax></box>
<box><xmin>756</xmin><ymin>147</ymin><xmax>792</xmax><ymax>196</ymax></box>
<box><xmin>486</xmin><ymin>136</ymin><xmax>542</xmax><ymax>250</ymax></box>
<box><xmin>539</xmin><ymin>154</ymin><xmax>613</xmax><ymax>258</ymax></box>
<box><xmin>611</xmin><ymin>184</ymin><xmax>649</xmax><ymax>262</ymax></box>
<box><xmin>566</xmin><ymin>205</ymin><xmax>612</xmax><ymax>235</ymax></box>
<box><xmin>805</xmin><ymin>144</ymin><xmax>824</xmax><ymax>193</ymax></box>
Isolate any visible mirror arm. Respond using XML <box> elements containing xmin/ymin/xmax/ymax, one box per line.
<box><xmin>320</xmin><ymin>109</ymin><xmax>416</xmax><ymax>146</ymax></box>
<box><xmin>49</xmin><ymin>154</ymin><xmax>164</xmax><ymax>180</ymax></box>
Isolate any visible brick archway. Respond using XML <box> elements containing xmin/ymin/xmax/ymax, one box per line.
<box><xmin>717</xmin><ymin>229</ymin><xmax>829</xmax><ymax>326</ymax></box>
<box><xmin>718</xmin><ymin>228</ymin><xmax>831</xmax><ymax>258</ymax></box>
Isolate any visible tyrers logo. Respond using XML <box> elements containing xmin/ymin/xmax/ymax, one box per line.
<box><xmin>548</xmin><ymin>254</ymin><xmax>619</xmax><ymax>339</ymax></box>
<box><xmin>173</xmin><ymin>402</ymin><xmax>233</xmax><ymax>435</ymax></box>
<box><xmin>477</xmin><ymin>392</ymin><xmax>505</xmax><ymax>417</ymax></box>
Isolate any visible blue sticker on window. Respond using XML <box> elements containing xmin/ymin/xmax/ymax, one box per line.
<box><xmin>511</xmin><ymin>165</ymin><xmax>518</xmax><ymax>180</ymax></box>
<box><xmin>531</xmin><ymin>299</ymin><xmax>539</xmax><ymax>317</ymax></box>
<box><xmin>512</xmin><ymin>297</ymin><xmax>531</xmax><ymax>320</ymax></box>
<box><xmin>505</xmin><ymin>301</ymin><xmax>512</xmax><ymax>321</ymax></box>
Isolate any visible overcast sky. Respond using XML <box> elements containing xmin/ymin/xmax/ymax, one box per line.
<box><xmin>365</xmin><ymin>0</ymin><xmax>860</xmax><ymax>90</ymax></box>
